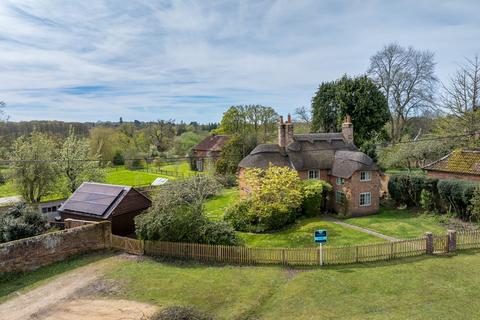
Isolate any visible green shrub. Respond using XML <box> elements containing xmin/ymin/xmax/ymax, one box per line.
<box><xmin>112</xmin><ymin>150</ymin><xmax>125</xmax><ymax>166</ymax></box>
<box><xmin>301</xmin><ymin>180</ymin><xmax>332</xmax><ymax>217</ymax></box>
<box><xmin>0</xmin><ymin>203</ymin><xmax>48</xmax><ymax>243</ymax></box>
<box><xmin>215</xmin><ymin>173</ymin><xmax>238</xmax><ymax>188</ymax></box>
<box><xmin>438</xmin><ymin>179</ymin><xmax>477</xmax><ymax>219</ymax></box>
<box><xmin>469</xmin><ymin>186</ymin><xmax>480</xmax><ymax>221</ymax></box>
<box><xmin>224</xmin><ymin>199</ymin><xmax>258</xmax><ymax>232</ymax></box>
<box><xmin>388</xmin><ymin>174</ymin><xmax>438</xmax><ymax>207</ymax></box>
<box><xmin>420</xmin><ymin>189</ymin><xmax>435</xmax><ymax>212</ymax></box>
<box><xmin>0</xmin><ymin>171</ymin><xmax>5</xmax><ymax>185</ymax></box>
<box><xmin>135</xmin><ymin>176</ymin><xmax>237</xmax><ymax>245</ymax></box>
<box><xmin>151</xmin><ymin>306</ymin><xmax>214</xmax><ymax>320</ymax></box>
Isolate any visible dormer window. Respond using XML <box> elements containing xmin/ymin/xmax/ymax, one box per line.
<box><xmin>308</xmin><ymin>169</ymin><xmax>320</xmax><ymax>179</ymax></box>
<box><xmin>336</xmin><ymin>177</ymin><xmax>345</xmax><ymax>185</ymax></box>
<box><xmin>360</xmin><ymin>171</ymin><xmax>371</xmax><ymax>181</ymax></box>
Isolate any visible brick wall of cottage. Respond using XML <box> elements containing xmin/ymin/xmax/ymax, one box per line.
<box><xmin>0</xmin><ymin>221</ymin><xmax>111</xmax><ymax>273</ymax></box>
<box><xmin>426</xmin><ymin>170</ymin><xmax>480</xmax><ymax>182</ymax></box>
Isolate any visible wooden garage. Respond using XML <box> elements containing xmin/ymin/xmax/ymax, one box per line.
<box><xmin>58</xmin><ymin>182</ymin><xmax>152</xmax><ymax>236</ymax></box>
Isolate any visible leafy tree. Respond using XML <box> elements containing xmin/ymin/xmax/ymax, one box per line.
<box><xmin>174</xmin><ymin>131</ymin><xmax>206</xmax><ymax>156</ymax></box>
<box><xmin>58</xmin><ymin>129</ymin><xmax>105</xmax><ymax>194</ymax></box>
<box><xmin>112</xmin><ymin>150</ymin><xmax>125</xmax><ymax>165</ymax></box>
<box><xmin>135</xmin><ymin>175</ymin><xmax>237</xmax><ymax>245</ymax></box>
<box><xmin>311</xmin><ymin>75</ymin><xmax>390</xmax><ymax>147</ymax></box>
<box><xmin>146</xmin><ymin>119</ymin><xmax>176</xmax><ymax>152</ymax></box>
<box><xmin>225</xmin><ymin>166</ymin><xmax>304</xmax><ymax>232</ymax></box>
<box><xmin>301</xmin><ymin>180</ymin><xmax>332</xmax><ymax>217</ymax></box>
<box><xmin>89</xmin><ymin>127</ymin><xmax>122</xmax><ymax>166</ymax></box>
<box><xmin>10</xmin><ymin>132</ymin><xmax>59</xmax><ymax>203</ymax></box>
<box><xmin>469</xmin><ymin>186</ymin><xmax>480</xmax><ymax>221</ymax></box>
<box><xmin>0</xmin><ymin>202</ymin><xmax>48</xmax><ymax>243</ymax></box>
<box><xmin>0</xmin><ymin>101</ymin><xmax>7</xmax><ymax>122</ymax></box>
<box><xmin>368</xmin><ymin>43</ymin><xmax>438</xmax><ymax>143</ymax></box>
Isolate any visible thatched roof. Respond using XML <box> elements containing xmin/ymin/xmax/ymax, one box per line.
<box><xmin>238</xmin><ymin>133</ymin><xmax>377</xmax><ymax>178</ymax></box>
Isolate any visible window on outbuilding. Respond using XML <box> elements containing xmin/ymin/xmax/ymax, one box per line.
<box><xmin>308</xmin><ymin>169</ymin><xmax>319</xmax><ymax>179</ymax></box>
<box><xmin>196</xmin><ymin>159</ymin><xmax>204</xmax><ymax>171</ymax></box>
<box><xmin>359</xmin><ymin>192</ymin><xmax>372</xmax><ymax>206</ymax></box>
<box><xmin>360</xmin><ymin>171</ymin><xmax>371</xmax><ymax>181</ymax></box>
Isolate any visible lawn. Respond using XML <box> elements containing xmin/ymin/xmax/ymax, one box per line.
<box><xmin>204</xmin><ymin>188</ymin><xmax>239</xmax><ymax>221</ymax></box>
<box><xmin>0</xmin><ymin>180</ymin><xmax>17</xmax><ymax>198</ymax></box>
<box><xmin>159</xmin><ymin>161</ymin><xmax>195</xmax><ymax>175</ymax></box>
<box><xmin>238</xmin><ymin>217</ymin><xmax>385</xmax><ymax>248</ymax></box>
<box><xmin>345</xmin><ymin>208</ymin><xmax>448</xmax><ymax>239</ymax></box>
<box><xmin>104</xmin><ymin>167</ymin><xmax>176</xmax><ymax>186</ymax></box>
<box><xmin>5</xmin><ymin>250</ymin><xmax>475</xmax><ymax>319</ymax></box>
<box><xmin>204</xmin><ymin>188</ymin><xmax>384</xmax><ymax>247</ymax></box>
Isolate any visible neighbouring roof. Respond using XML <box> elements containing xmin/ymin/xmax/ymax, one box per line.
<box><xmin>58</xmin><ymin>182</ymin><xmax>150</xmax><ymax>219</ymax></box>
<box><xmin>423</xmin><ymin>149</ymin><xmax>480</xmax><ymax>176</ymax></box>
<box><xmin>238</xmin><ymin>133</ymin><xmax>376</xmax><ymax>178</ymax></box>
<box><xmin>192</xmin><ymin>135</ymin><xmax>229</xmax><ymax>152</ymax></box>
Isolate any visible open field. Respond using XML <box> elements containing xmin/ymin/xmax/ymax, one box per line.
<box><xmin>104</xmin><ymin>167</ymin><xmax>176</xmax><ymax>186</ymax></box>
<box><xmin>345</xmin><ymin>208</ymin><xmax>448</xmax><ymax>239</ymax></box>
<box><xmin>205</xmin><ymin>188</ymin><xmax>239</xmax><ymax>221</ymax></box>
<box><xmin>158</xmin><ymin>161</ymin><xmax>195</xmax><ymax>175</ymax></box>
<box><xmin>3</xmin><ymin>251</ymin><xmax>480</xmax><ymax>319</ymax></box>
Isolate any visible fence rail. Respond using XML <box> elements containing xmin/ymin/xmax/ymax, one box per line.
<box><xmin>109</xmin><ymin>230</ymin><xmax>480</xmax><ymax>266</ymax></box>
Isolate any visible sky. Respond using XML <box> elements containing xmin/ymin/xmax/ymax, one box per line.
<box><xmin>0</xmin><ymin>0</ymin><xmax>479</xmax><ymax>123</ymax></box>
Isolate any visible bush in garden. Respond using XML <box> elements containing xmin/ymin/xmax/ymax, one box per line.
<box><xmin>420</xmin><ymin>189</ymin><xmax>436</xmax><ymax>212</ymax></box>
<box><xmin>151</xmin><ymin>306</ymin><xmax>214</xmax><ymax>320</ymax></box>
<box><xmin>112</xmin><ymin>150</ymin><xmax>125</xmax><ymax>166</ymax></box>
<box><xmin>214</xmin><ymin>173</ymin><xmax>238</xmax><ymax>188</ymax></box>
<box><xmin>135</xmin><ymin>175</ymin><xmax>237</xmax><ymax>245</ymax></box>
<box><xmin>301</xmin><ymin>180</ymin><xmax>332</xmax><ymax>217</ymax></box>
<box><xmin>0</xmin><ymin>203</ymin><xmax>48</xmax><ymax>243</ymax></box>
<box><xmin>224</xmin><ymin>166</ymin><xmax>303</xmax><ymax>232</ymax></box>
<box><xmin>388</xmin><ymin>174</ymin><xmax>438</xmax><ymax>207</ymax></box>
<box><xmin>469</xmin><ymin>186</ymin><xmax>480</xmax><ymax>221</ymax></box>
<box><xmin>0</xmin><ymin>171</ymin><xmax>6</xmax><ymax>185</ymax></box>
<box><xmin>438</xmin><ymin>179</ymin><xmax>477</xmax><ymax>220</ymax></box>
<box><xmin>224</xmin><ymin>199</ymin><xmax>257</xmax><ymax>232</ymax></box>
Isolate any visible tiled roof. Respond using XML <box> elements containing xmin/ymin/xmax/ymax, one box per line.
<box><xmin>423</xmin><ymin>149</ymin><xmax>480</xmax><ymax>175</ymax></box>
<box><xmin>192</xmin><ymin>135</ymin><xmax>229</xmax><ymax>152</ymax></box>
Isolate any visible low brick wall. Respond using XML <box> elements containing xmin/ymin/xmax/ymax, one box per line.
<box><xmin>0</xmin><ymin>221</ymin><xmax>111</xmax><ymax>273</ymax></box>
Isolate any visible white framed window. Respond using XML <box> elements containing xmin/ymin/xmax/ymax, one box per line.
<box><xmin>308</xmin><ymin>169</ymin><xmax>320</xmax><ymax>179</ymax></box>
<box><xmin>336</xmin><ymin>177</ymin><xmax>345</xmax><ymax>185</ymax></box>
<box><xmin>360</xmin><ymin>171</ymin><xmax>371</xmax><ymax>181</ymax></box>
<box><xmin>335</xmin><ymin>190</ymin><xmax>346</xmax><ymax>204</ymax></box>
<box><xmin>359</xmin><ymin>192</ymin><xmax>372</xmax><ymax>206</ymax></box>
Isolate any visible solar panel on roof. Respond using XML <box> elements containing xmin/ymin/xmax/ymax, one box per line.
<box><xmin>61</xmin><ymin>183</ymin><xmax>127</xmax><ymax>216</ymax></box>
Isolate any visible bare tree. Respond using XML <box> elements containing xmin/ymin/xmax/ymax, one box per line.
<box><xmin>368</xmin><ymin>43</ymin><xmax>437</xmax><ymax>143</ymax></box>
<box><xmin>294</xmin><ymin>106</ymin><xmax>311</xmax><ymax>125</ymax></box>
<box><xmin>440</xmin><ymin>55</ymin><xmax>480</xmax><ymax>132</ymax></box>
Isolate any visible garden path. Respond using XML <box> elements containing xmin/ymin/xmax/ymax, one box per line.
<box><xmin>322</xmin><ymin>216</ymin><xmax>399</xmax><ymax>242</ymax></box>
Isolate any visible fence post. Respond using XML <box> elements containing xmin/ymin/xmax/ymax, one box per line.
<box><xmin>447</xmin><ymin>230</ymin><xmax>457</xmax><ymax>253</ymax></box>
<box><xmin>425</xmin><ymin>232</ymin><xmax>434</xmax><ymax>254</ymax></box>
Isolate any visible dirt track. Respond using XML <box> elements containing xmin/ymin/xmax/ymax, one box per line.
<box><xmin>0</xmin><ymin>256</ymin><xmax>157</xmax><ymax>320</ymax></box>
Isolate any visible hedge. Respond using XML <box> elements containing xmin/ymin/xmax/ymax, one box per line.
<box><xmin>388</xmin><ymin>174</ymin><xmax>479</xmax><ymax>220</ymax></box>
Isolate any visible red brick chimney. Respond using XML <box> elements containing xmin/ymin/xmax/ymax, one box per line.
<box><xmin>342</xmin><ymin>115</ymin><xmax>354</xmax><ymax>145</ymax></box>
<box><xmin>278</xmin><ymin>114</ymin><xmax>294</xmax><ymax>148</ymax></box>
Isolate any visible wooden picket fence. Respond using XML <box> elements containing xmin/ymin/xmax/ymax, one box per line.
<box><xmin>109</xmin><ymin>230</ymin><xmax>480</xmax><ymax>266</ymax></box>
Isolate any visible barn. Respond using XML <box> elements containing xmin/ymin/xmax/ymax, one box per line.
<box><xmin>58</xmin><ymin>182</ymin><xmax>152</xmax><ymax>236</ymax></box>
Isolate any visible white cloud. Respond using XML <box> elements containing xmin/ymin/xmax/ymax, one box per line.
<box><xmin>0</xmin><ymin>0</ymin><xmax>479</xmax><ymax>122</ymax></box>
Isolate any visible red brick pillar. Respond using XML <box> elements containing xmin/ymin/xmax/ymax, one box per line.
<box><xmin>425</xmin><ymin>232</ymin><xmax>434</xmax><ymax>254</ymax></box>
<box><xmin>448</xmin><ymin>230</ymin><xmax>457</xmax><ymax>252</ymax></box>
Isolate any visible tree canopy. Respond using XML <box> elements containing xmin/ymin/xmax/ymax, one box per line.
<box><xmin>311</xmin><ymin>75</ymin><xmax>390</xmax><ymax>147</ymax></box>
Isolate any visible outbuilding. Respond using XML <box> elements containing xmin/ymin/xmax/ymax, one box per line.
<box><xmin>58</xmin><ymin>182</ymin><xmax>152</xmax><ymax>236</ymax></box>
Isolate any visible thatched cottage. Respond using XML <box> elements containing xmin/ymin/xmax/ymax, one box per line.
<box><xmin>238</xmin><ymin>115</ymin><xmax>380</xmax><ymax>216</ymax></box>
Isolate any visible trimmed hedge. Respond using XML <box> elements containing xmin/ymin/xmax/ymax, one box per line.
<box><xmin>388</xmin><ymin>174</ymin><xmax>479</xmax><ymax>220</ymax></box>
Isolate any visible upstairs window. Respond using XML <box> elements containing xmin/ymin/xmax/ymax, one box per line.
<box><xmin>308</xmin><ymin>169</ymin><xmax>320</xmax><ymax>179</ymax></box>
<box><xmin>336</xmin><ymin>177</ymin><xmax>345</xmax><ymax>185</ymax></box>
<box><xmin>360</xmin><ymin>171</ymin><xmax>371</xmax><ymax>181</ymax></box>
<box><xmin>359</xmin><ymin>192</ymin><xmax>372</xmax><ymax>206</ymax></box>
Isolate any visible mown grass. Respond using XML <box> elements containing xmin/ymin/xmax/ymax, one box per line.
<box><xmin>104</xmin><ymin>167</ymin><xmax>176</xmax><ymax>186</ymax></box>
<box><xmin>345</xmin><ymin>208</ymin><xmax>447</xmax><ymax>239</ymax></box>
<box><xmin>0</xmin><ymin>180</ymin><xmax>17</xmax><ymax>198</ymax></box>
<box><xmin>102</xmin><ymin>250</ymin><xmax>480</xmax><ymax>320</ymax></box>
<box><xmin>0</xmin><ymin>251</ymin><xmax>112</xmax><ymax>303</ymax></box>
<box><xmin>204</xmin><ymin>188</ymin><xmax>239</xmax><ymax>221</ymax></box>
<box><xmin>159</xmin><ymin>161</ymin><xmax>195</xmax><ymax>175</ymax></box>
<box><xmin>238</xmin><ymin>217</ymin><xmax>386</xmax><ymax>248</ymax></box>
